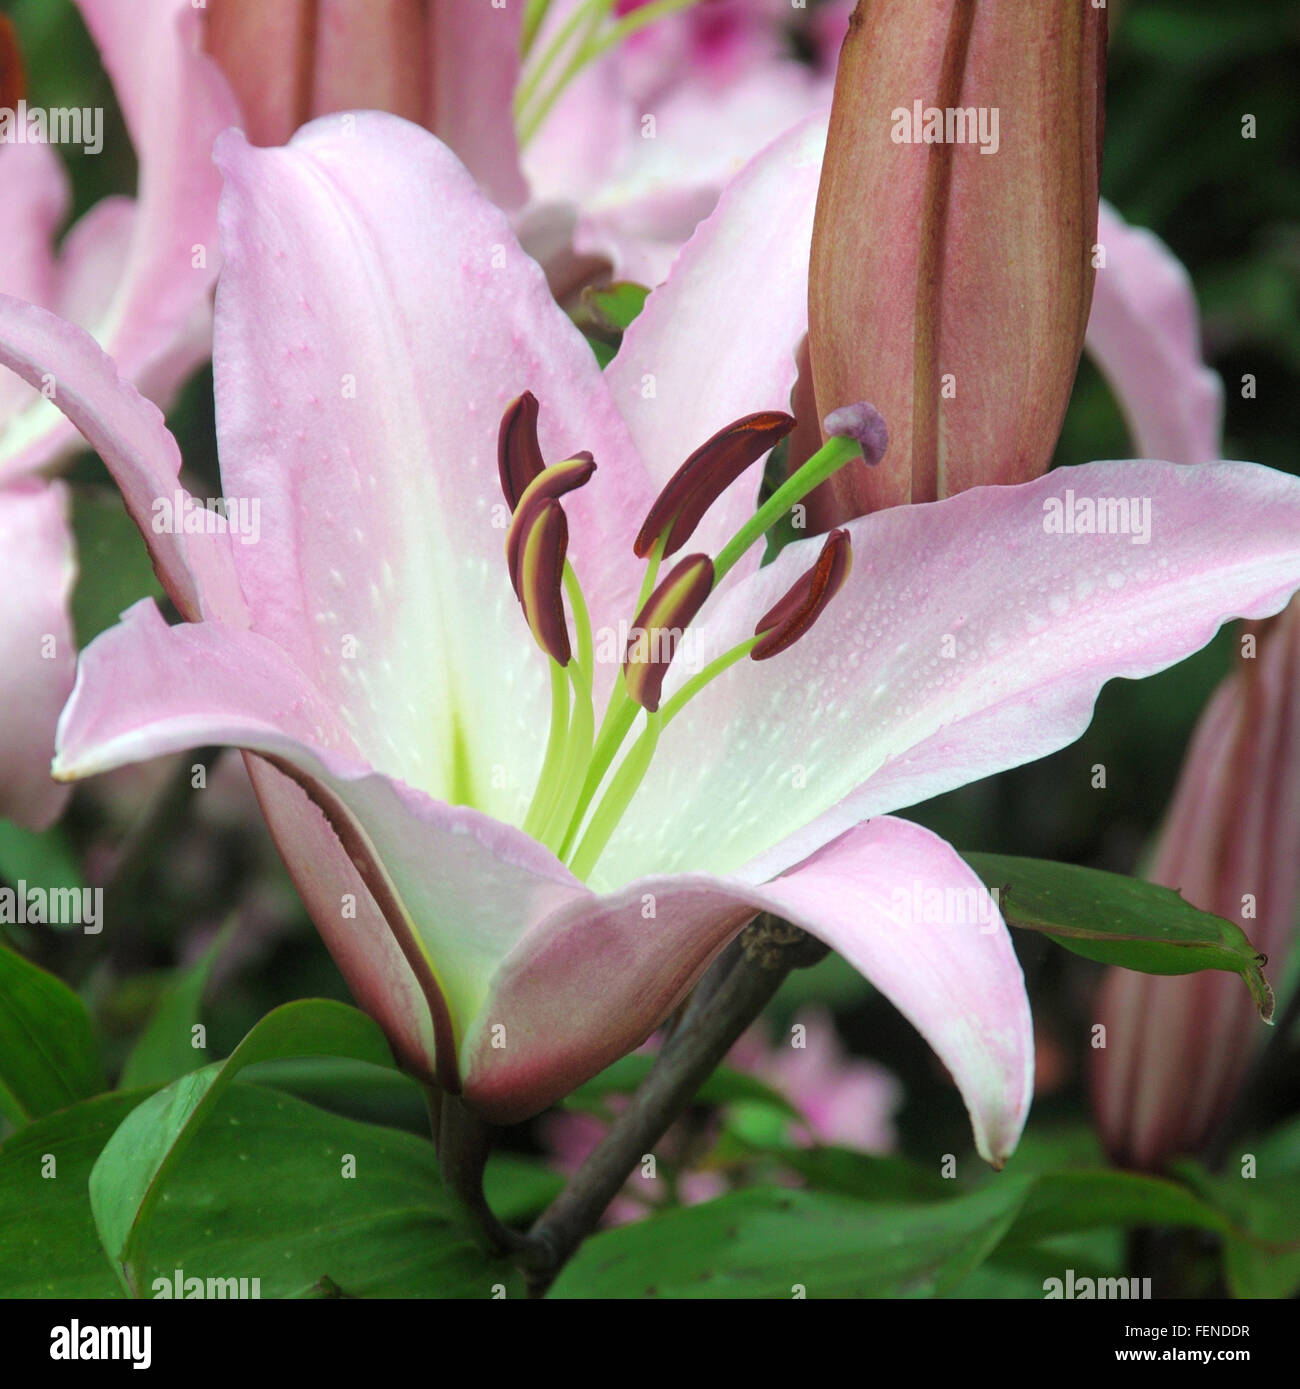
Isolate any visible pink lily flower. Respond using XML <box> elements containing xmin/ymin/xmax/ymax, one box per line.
<box><xmin>0</xmin><ymin>0</ymin><xmax>237</xmax><ymax>827</ymax></box>
<box><xmin>6</xmin><ymin>115</ymin><xmax>1300</xmax><ymax>1168</ymax></box>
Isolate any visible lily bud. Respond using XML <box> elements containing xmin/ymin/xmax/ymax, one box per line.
<box><xmin>807</xmin><ymin>1</ymin><xmax>1106</xmax><ymax>517</ymax></box>
<box><xmin>202</xmin><ymin>0</ymin><xmax>525</xmax><ymax>208</ymax></box>
<box><xmin>1090</xmin><ymin>603</ymin><xmax>1300</xmax><ymax>1170</ymax></box>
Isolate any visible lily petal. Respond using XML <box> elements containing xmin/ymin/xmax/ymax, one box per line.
<box><xmin>211</xmin><ymin>114</ymin><xmax>652</xmax><ymax>822</ymax></box>
<box><xmin>0</xmin><ymin>0</ymin><xmax>236</xmax><ymax>479</ymax></box>
<box><xmin>1086</xmin><ymin>201</ymin><xmax>1224</xmax><ymax>466</ymax></box>
<box><xmin>464</xmin><ymin>816</ymin><xmax>1031</xmax><ymax>1167</ymax></box>
<box><xmin>596</xmin><ymin>460</ymin><xmax>1300</xmax><ymax>888</ymax></box>
<box><xmin>606</xmin><ymin>113</ymin><xmax>828</xmax><ymax>570</ymax></box>
<box><xmin>0</xmin><ymin>296</ymin><xmax>245</xmax><ymax>625</ymax></box>
<box><xmin>54</xmin><ymin>600</ymin><xmax>583</xmax><ymax>1072</ymax></box>
<box><xmin>0</xmin><ymin>482</ymin><xmax>76</xmax><ymax>829</ymax></box>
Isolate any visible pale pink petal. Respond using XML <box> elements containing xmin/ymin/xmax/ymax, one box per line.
<box><xmin>1086</xmin><ymin>201</ymin><xmax>1224</xmax><ymax>465</ymax></box>
<box><xmin>605</xmin><ymin>113</ymin><xmax>827</xmax><ymax>565</ymax></box>
<box><xmin>465</xmin><ymin>817</ymin><xmax>1031</xmax><ymax>1166</ymax></box>
<box><xmin>0</xmin><ymin>0</ymin><xmax>236</xmax><ymax>478</ymax></box>
<box><xmin>594</xmin><ymin>460</ymin><xmax>1300</xmax><ymax>890</ymax></box>
<box><xmin>72</xmin><ymin>0</ymin><xmax>236</xmax><ymax>379</ymax></box>
<box><xmin>54</xmin><ymin>600</ymin><xmax>586</xmax><ymax>1082</ymax></box>
<box><xmin>0</xmin><ymin>482</ymin><xmax>76</xmax><ymax>829</ymax></box>
<box><xmin>0</xmin><ymin>142</ymin><xmax>69</xmax><ymax>424</ymax></box>
<box><xmin>0</xmin><ymin>295</ymin><xmax>245</xmax><ymax>623</ymax></box>
<box><xmin>212</xmin><ymin>115</ymin><xmax>653</xmax><ymax>822</ymax></box>
<box><xmin>569</xmin><ymin>62</ymin><xmax>830</xmax><ymax>288</ymax></box>
<box><xmin>0</xmin><ymin>141</ymin><xmax>68</xmax><ymax>306</ymax></box>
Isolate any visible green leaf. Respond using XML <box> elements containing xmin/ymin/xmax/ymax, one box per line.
<box><xmin>580</xmin><ymin>281</ymin><xmax>650</xmax><ymax>334</ymax></box>
<box><xmin>549</xmin><ymin>1181</ymin><xmax>1032</xmax><ymax>1299</ymax></box>
<box><xmin>132</xmin><ymin>1084</ymin><xmax>512</xmax><ymax>1299</ymax></box>
<box><xmin>69</xmin><ymin>489</ymin><xmax>164</xmax><ymax>646</ymax></box>
<box><xmin>89</xmin><ymin>998</ymin><xmax>397</xmax><ymax>1293</ymax></box>
<box><xmin>0</xmin><ymin>1090</ymin><xmax>152</xmax><ymax>1297</ymax></box>
<box><xmin>0</xmin><ymin>943</ymin><xmax>105</xmax><ymax>1126</ymax></box>
<box><xmin>1002</xmin><ymin>1169</ymin><xmax>1234</xmax><ymax>1246</ymax></box>
<box><xmin>118</xmin><ymin>932</ymin><xmax>225</xmax><ymax>1090</ymax></box>
<box><xmin>1177</xmin><ymin>1128</ymin><xmax>1300</xmax><ymax>1298</ymax></box>
<box><xmin>0</xmin><ymin>819</ymin><xmax>84</xmax><ymax>899</ymax></box>
<box><xmin>962</xmin><ymin>852</ymin><xmax>1274</xmax><ymax>1019</ymax></box>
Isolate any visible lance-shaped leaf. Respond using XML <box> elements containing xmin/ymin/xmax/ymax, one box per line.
<box><xmin>961</xmin><ymin>852</ymin><xmax>1274</xmax><ymax>1020</ymax></box>
<box><xmin>89</xmin><ymin>998</ymin><xmax>396</xmax><ymax>1294</ymax></box>
<box><xmin>808</xmin><ymin>0</ymin><xmax>1106</xmax><ymax>512</ymax></box>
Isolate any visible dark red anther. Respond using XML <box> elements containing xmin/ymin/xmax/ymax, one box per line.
<box><xmin>752</xmin><ymin>529</ymin><xmax>853</xmax><ymax>661</ymax></box>
<box><xmin>513</xmin><ymin>498</ymin><xmax>571</xmax><ymax>665</ymax></box>
<box><xmin>498</xmin><ymin>392</ymin><xmax>546</xmax><ymax>511</ymax></box>
<box><xmin>633</xmin><ymin>411</ymin><xmax>796</xmax><ymax>559</ymax></box>
<box><xmin>505</xmin><ymin>453</ymin><xmax>596</xmax><ymax>598</ymax></box>
<box><xmin>623</xmin><ymin>554</ymin><xmax>714</xmax><ymax>712</ymax></box>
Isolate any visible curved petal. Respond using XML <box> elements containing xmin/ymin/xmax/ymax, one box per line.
<box><xmin>54</xmin><ymin>601</ymin><xmax>585</xmax><ymax>1073</ymax></box>
<box><xmin>0</xmin><ymin>0</ymin><xmax>236</xmax><ymax>478</ymax></box>
<box><xmin>605</xmin><ymin>112</ymin><xmax>827</xmax><ymax>568</ymax></box>
<box><xmin>595</xmin><ymin>460</ymin><xmax>1300</xmax><ymax>889</ymax></box>
<box><xmin>0</xmin><ymin>482</ymin><xmax>76</xmax><ymax>829</ymax></box>
<box><xmin>72</xmin><ymin>0</ymin><xmax>237</xmax><ymax>380</ymax></box>
<box><xmin>570</xmin><ymin>62</ymin><xmax>830</xmax><ymax>288</ymax></box>
<box><xmin>0</xmin><ymin>295</ymin><xmax>245</xmax><ymax>624</ymax></box>
<box><xmin>0</xmin><ymin>142</ymin><xmax>68</xmax><ymax>424</ymax></box>
<box><xmin>465</xmin><ymin>817</ymin><xmax>1031</xmax><ymax>1166</ymax></box>
<box><xmin>212</xmin><ymin>114</ymin><xmax>653</xmax><ymax>821</ymax></box>
<box><xmin>1086</xmin><ymin>201</ymin><xmax>1225</xmax><ymax>466</ymax></box>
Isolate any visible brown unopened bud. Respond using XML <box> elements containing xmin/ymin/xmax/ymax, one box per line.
<box><xmin>808</xmin><ymin>1</ymin><xmax>1106</xmax><ymax>519</ymax></box>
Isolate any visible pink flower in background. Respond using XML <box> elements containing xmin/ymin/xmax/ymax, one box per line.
<box><xmin>7</xmin><ymin>112</ymin><xmax>1300</xmax><ymax>1167</ymax></box>
<box><xmin>0</xmin><ymin>0</ymin><xmax>236</xmax><ymax>828</ymax></box>
<box><xmin>544</xmin><ymin>1007</ymin><xmax>899</xmax><ymax>1224</ymax></box>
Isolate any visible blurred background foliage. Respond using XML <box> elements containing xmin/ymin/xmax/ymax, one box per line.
<box><xmin>1</xmin><ymin>0</ymin><xmax>1298</xmax><ymax>1263</ymax></box>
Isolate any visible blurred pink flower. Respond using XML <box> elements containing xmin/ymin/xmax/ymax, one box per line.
<box><xmin>543</xmin><ymin>1007</ymin><xmax>899</xmax><ymax>1224</ymax></box>
<box><xmin>0</xmin><ymin>0</ymin><xmax>236</xmax><ymax>829</ymax></box>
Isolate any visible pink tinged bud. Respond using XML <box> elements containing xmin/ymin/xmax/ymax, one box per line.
<box><xmin>497</xmin><ymin>390</ymin><xmax>546</xmax><ymax>511</ymax></box>
<box><xmin>807</xmin><ymin>1</ymin><xmax>1106</xmax><ymax>520</ymax></box>
<box><xmin>513</xmin><ymin>498</ymin><xmax>571</xmax><ymax>667</ymax></box>
<box><xmin>634</xmin><ymin>411</ymin><xmax>796</xmax><ymax>559</ymax></box>
<box><xmin>622</xmin><ymin>554</ymin><xmax>715</xmax><ymax>712</ymax></box>
<box><xmin>1090</xmin><ymin>603</ymin><xmax>1300</xmax><ymax>1170</ymax></box>
<box><xmin>752</xmin><ymin>529</ymin><xmax>853</xmax><ymax>661</ymax></box>
<box><xmin>504</xmin><ymin>452</ymin><xmax>597</xmax><ymax>598</ymax></box>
